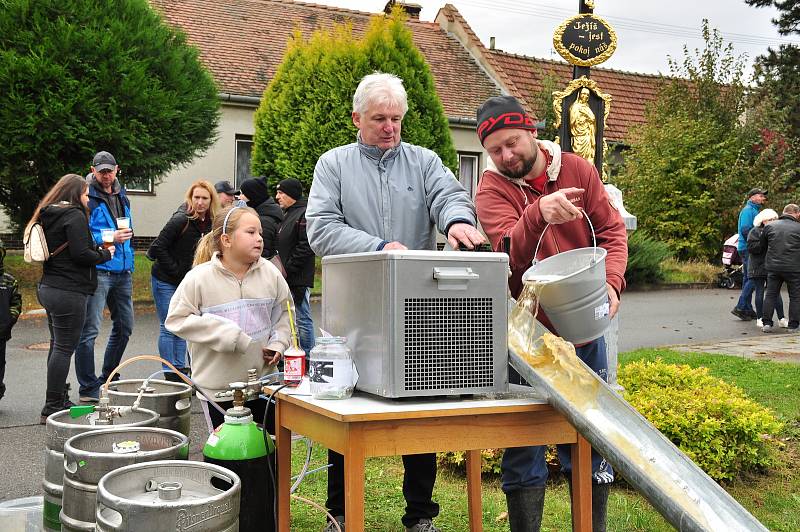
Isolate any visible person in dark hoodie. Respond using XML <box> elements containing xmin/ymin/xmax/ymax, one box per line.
<box><xmin>149</xmin><ymin>180</ymin><xmax>219</xmax><ymax>380</ymax></box>
<box><xmin>0</xmin><ymin>240</ymin><xmax>22</xmax><ymax>403</ymax></box>
<box><xmin>75</xmin><ymin>151</ymin><xmax>135</xmax><ymax>402</ymax></box>
<box><xmin>25</xmin><ymin>174</ymin><xmax>113</xmax><ymax>423</ymax></box>
<box><xmin>238</xmin><ymin>177</ymin><xmax>283</xmax><ymax>259</ymax></box>
<box><xmin>275</xmin><ymin>178</ymin><xmax>316</xmax><ymax>355</ymax></box>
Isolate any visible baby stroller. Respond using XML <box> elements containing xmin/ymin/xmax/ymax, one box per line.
<box><xmin>718</xmin><ymin>234</ymin><xmax>743</xmax><ymax>289</ymax></box>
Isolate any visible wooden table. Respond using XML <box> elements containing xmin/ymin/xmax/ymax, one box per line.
<box><xmin>274</xmin><ymin>387</ymin><xmax>592</xmax><ymax>531</ymax></box>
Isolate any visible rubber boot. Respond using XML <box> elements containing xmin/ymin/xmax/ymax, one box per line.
<box><xmin>566</xmin><ymin>478</ymin><xmax>611</xmax><ymax>532</ymax></box>
<box><xmin>505</xmin><ymin>486</ymin><xmax>545</xmax><ymax>532</ymax></box>
<box><xmin>591</xmin><ymin>483</ymin><xmax>609</xmax><ymax>532</ymax></box>
<box><xmin>40</xmin><ymin>390</ymin><xmax>65</xmax><ymax>424</ymax></box>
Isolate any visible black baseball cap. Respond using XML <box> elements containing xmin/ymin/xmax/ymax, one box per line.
<box><xmin>215</xmin><ymin>180</ymin><xmax>239</xmax><ymax>195</ymax></box>
<box><xmin>747</xmin><ymin>188</ymin><xmax>768</xmax><ymax>198</ymax></box>
<box><xmin>92</xmin><ymin>151</ymin><xmax>117</xmax><ymax>172</ymax></box>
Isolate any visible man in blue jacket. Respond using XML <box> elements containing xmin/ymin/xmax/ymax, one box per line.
<box><xmin>732</xmin><ymin>188</ymin><xmax>767</xmax><ymax>320</ymax></box>
<box><xmin>75</xmin><ymin>151</ymin><xmax>135</xmax><ymax>401</ymax></box>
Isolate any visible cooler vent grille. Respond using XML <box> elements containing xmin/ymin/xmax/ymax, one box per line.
<box><xmin>404</xmin><ymin>297</ymin><xmax>494</xmax><ymax>391</ymax></box>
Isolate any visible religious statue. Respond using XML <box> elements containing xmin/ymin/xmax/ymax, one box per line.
<box><xmin>569</xmin><ymin>88</ymin><xmax>596</xmax><ymax>164</ymax></box>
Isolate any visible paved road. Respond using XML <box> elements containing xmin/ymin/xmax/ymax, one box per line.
<box><xmin>0</xmin><ymin>286</ymin><xmax>788</xmax><ymax>503</ymax></box>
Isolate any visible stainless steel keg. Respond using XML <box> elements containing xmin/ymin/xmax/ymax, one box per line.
<box><xmin>42</xmin><ymin>408</ymin><xmax>159</xmax><ymax>532</ymax></box>
<box><xmin>95</xmin><ymin>460</ymin><xmax>241</xmax><ymax>532</ymax></box>
<box><xmin>60</xmin><ymin>427</ymin><xmax>189</xmax><ymax>532</ymax></box>
<box><xmin>107</xmin><ymin>379</ymin><xmax>192</xmax><ymax>437</ymax></box>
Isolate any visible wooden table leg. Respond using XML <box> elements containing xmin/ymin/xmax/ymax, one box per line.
<box><xmin>571</xmin><ymin>433</ymin><xmax>592</xmax><ymax>532</ymax></box>
<box><xmin>465</xmin><ymin>450</ymin><xmax>484</xmax><ymax>532</ymax></box>
<box><xmin>344</xmin><ymin>426</ymin><xmax>365</xmax><ymax>532</ymax></box>
<box><xmin>276</xmin><ymin>400</ymin><xmax>292</xmax><ymax>532</ymax></box>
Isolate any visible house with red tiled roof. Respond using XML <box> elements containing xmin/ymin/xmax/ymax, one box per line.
<box><xmin>434</xmin><ymin>3</ymin><xmax>666</xmax><ymax>144</ymax></box>
<box><xmin>128</xmin><ymin>0</ymin><xmax>502</xmax><ymax>236</ymax></box>
<box><xmin>123</xmin><ymin>0</ymin><xmax>662</xmax><ymax>237</ymax></box>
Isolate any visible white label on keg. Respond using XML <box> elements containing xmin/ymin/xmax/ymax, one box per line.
<box><xmin>206</xmin><ymin>434</ymin><xmax>219</xmax><ymax>447</ymax></box>
<box><xmin>309</xmin><ymin>359</ymin><xmax>354</xmax><ymax>386</ymax></box>
<box><xmin>594</xmin><ymin>302</ymin><xmax>610</xmax><ymax>320</ymax></box>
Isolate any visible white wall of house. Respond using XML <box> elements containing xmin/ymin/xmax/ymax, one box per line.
<box><xmin>0</xmin><ymin>103</ymin><xmax>487</xmax><ymax>238</ymax></box>
<box><xmin>130</xmin><ymin>103</ymin><xmax>257</xmax><ymax>237</ymax></box>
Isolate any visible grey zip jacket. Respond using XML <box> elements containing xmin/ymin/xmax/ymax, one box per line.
<box><xmin>307</xmin><ymin>136</ymin><xmax>476</xmax><ymax>256</ymax></box>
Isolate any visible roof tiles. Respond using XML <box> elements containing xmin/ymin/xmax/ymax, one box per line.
<box><xmin>151</xmin><ymin>0</ymin><xmax>501</xmax><ymax>120</ymax></box>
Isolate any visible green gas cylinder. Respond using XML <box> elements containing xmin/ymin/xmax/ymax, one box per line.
<box><xmin>203</xmin><ymin>385</ymin><xmax>275</xmax><ymax>532</ymax></box>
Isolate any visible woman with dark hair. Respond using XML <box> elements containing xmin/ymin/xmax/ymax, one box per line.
<box><xmin>238</xmin><ymin>177</ymin><xmax>283</xmax><ymax>259</ymax></box>
<box><xmin>148</xmin><ymin>180</ymin><xmax>219</xmax><ymax>380</ymax></box>
<box><xmin>26</xmin><ymin>174</ymin><xmax>113</xmax><ymax>423</ymax></box>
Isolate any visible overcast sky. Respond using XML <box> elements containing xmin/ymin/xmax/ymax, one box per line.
<box><xmin>307</xmin><ymin>0</ymin><xmax>798</xmax><ymax>77</ymax></box>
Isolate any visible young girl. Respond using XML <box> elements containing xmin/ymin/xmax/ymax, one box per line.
<box><xmin>165</xmin><ymin>204</ymin><xmax>291</xmax><ymax>427</ymax></box>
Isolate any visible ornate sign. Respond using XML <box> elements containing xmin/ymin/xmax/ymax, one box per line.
<box><xmin>552</xmin><ymin>77</ymin><xmax>612</xmax><ymax>180</ymax></box>
<box><xmin>553</xmin><ymin>14</ymin><xmax>617</xmax><ymax>67</ymax></box>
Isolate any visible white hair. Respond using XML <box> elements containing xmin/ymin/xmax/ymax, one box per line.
<box><xmin>753</xmin><ymin>208</ymin><xmax>779</xmax><ymax>227</ymax></box>
<box><xmin>352</xmin><ymin>72</ymin><xmax>408</xmax><ymax>117</ymax></box>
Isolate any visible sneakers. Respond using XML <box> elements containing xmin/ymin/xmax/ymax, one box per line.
<box><xmin>731</xmin><ymin>308</ymin><xmax>754</xmax><ymax>320</ymax></box>
<box><xmin>406</xmin><ymin>519</ymin><xmax>441</xmax><ymax>532</ymax></box>
<box><xmin>79</xmin><ymin>395</ymin><xmax>99</xmax><ymax>403</ymax></box>
<box><xmin>756</xmin><ymin>318</ymin><xmax>763</xmax><ymax>328</ymax></box>
<box><xmin>779</xmin><ymin>318</ymin><xmax>789</xmax><ymax>328</ymax></box>
<box><xmin>762</xmin><ymin>324</ymin><xmax>774</xmax><ymax>333</ymax></box>
<box><xmin>322</xmin><ymin>516</ymin><xmax>345</xmax><ymax>532</ymax></box>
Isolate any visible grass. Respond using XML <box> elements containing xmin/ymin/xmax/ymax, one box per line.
<box><xmin>4</xmin><ymin>251</ymin><xmax>155</xmax><ymax>312</ymax></box>
<box><xmin>283</xmin><ymin>349</ymin><xmax>800</xmax><ymax>531</ymax></box>
<box><xmin>661</xmin><ymin>258</ymin><xmax>720</xmax><ymax>284</ymax></box>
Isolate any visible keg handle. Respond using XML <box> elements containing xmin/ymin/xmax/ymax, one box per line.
<box><xmin>531</xmin><ymin>210</ymin><xmax>597</xmax><ymax>265</ymax></box>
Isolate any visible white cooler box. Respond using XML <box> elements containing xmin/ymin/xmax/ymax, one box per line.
<box><xmin>322</xmin><ymin>250</ymin><xmax>509</xmax><ymax>398</ymax></box>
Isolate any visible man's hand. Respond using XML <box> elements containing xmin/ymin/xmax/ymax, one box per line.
<box><xmin>538</xmin><ymin>187</ymin><xmax>584</xmax><ymax>224</ymax></box>
<box><xmin>383</xmin><ymin>241</ymin><xmax>408</xmax><ymax>251</ymax></box>
<box><xmin>264</xmin><ymin>348</ymin><xmax>281</xmax><ymax>366</ymax></box>
<box><xmin>114</xmin><ymin>229</ymin><xmax>133</xmax><ymax>243</ymax></box>
<box><xmin>107</xmin><ymin>245</ymin><xmax>116</xmax><ymax>258</ymax></box>
<box><xmin>607</xmin><ymin>283</ymin><xmax>620</xmax><ymax>319</ymax></box>
<box><xmin>447</xmin><ymin>223</ymin><xmax>486</xmax><ymax>250</ymax></box>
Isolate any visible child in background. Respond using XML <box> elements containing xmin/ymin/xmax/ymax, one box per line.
<box><xmin>0</xmin><ymin>240</ymin><xmax>21</xmax><ymax>402</ymax></box>
<box><xmin>165</xmin><ymin>204</ymin><xmax>291</xmax><ymax>428</ymax></box>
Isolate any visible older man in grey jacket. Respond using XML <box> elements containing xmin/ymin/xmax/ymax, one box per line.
<box><xmin>307</xmin><ymin>72</ymin><xmax>485</xmax><ymax>532</ymax></box>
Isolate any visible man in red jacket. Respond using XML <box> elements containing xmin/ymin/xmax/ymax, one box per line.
<box><xmin>475</xmin><ymin>95</ymin><xmax>628</xmax><ymax>532</ymax></box>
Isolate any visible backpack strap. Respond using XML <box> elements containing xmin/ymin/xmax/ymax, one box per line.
<box><xmin>179</xmin><ymin>218</ymin><xmax>190</xmax><ymax>237</ymax></box>
<box><xmin>49</xmin><ymin>241</ymin><xmax>68</xmax><ymax>259</ymax></box>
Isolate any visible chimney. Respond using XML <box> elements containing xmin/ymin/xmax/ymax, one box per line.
<box><xmin>489</xmin><ymin>37</ymin><xmax>496</xmax><ymax>50</ymax></box>
<box><xmin>384</xmin><ymin>1</ymin><xmax>422</xmax><ymax>19</ymax></box>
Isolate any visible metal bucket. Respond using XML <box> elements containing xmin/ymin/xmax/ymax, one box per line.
<box><xmin>43</xmin><ymin>408</ymin><xmax>159</xmax><ymax>532</ymax></box>
<box><xmin>96</xmin><ymin>460</ymin><xmax>241</xmax><ymax>532</ymax></box>
<box><xmin>107</xmin><ymin>379</ymin><xmax>193</xmax><ymax>438</ymax></box>
<box><xmin>522</xmin><ymin>215</ymin><xmax>610</xmax><ymax>344</ymax></box>
<box><xmin>60</xmin><ymin>428</ymin><xmax>189</xmax><ymax>532</ymax></box>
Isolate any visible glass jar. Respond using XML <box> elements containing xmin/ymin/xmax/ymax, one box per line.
<box><xmin>309</xmin><ymin>337</ymin><xmax>354</xmax><ymax>400</ymax></box>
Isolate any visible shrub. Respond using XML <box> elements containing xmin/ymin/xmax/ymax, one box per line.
<box><xmin>252</xmin><ymin>8</ymin><xmax>457</xmax><ymax>191</ymax></box>
<box><xmin>625</xmin><ymin>231</ymin><xmax>672</xmax><ymax>286</ymax></box>
<box><xmin>619</xmin><ymin>359</ymin><xmax>783</xmax><ymax>481</ymax></box>
<box><xmin>0</xmin><ymin>0</ymin><xmax>219</xmax><ymax>229</ymax></box>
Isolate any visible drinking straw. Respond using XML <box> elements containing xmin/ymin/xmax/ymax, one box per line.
<box><xmin>287</xmin><ymin>301</ymin><xmax>299</xmax><ymax>349</ymax></box>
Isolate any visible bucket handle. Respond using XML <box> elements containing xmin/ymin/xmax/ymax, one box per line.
<box><xmin>532</xmin><ymin>210</ymin><xmax>597</xmax><ymax>265</ymax></box>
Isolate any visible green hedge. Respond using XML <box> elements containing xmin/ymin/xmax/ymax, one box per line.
<box><xmin>440</xmin><ymin>360</ymin><xmax>782</xmax><ymax>481</ymax></box>
<box><xmin>625</xmin><ymin>230</ymin><xmax>672</xmax><ymax>286</ymax></box>
<box><xmin>619</xmin><ymin>359</ymin><xmax>783</xmax><ymax>481</ymax></box>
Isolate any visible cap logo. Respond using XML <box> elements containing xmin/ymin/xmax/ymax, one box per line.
<box><xmin>478</xmin><ymin>112</ymin><xmax>536</xmax><ymax>141</ymax></box>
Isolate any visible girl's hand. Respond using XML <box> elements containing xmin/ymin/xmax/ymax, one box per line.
<box><xmin>263</xmin><ymin>348</ymin><xmax>281</xmax><ymax>366</ymax></box>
